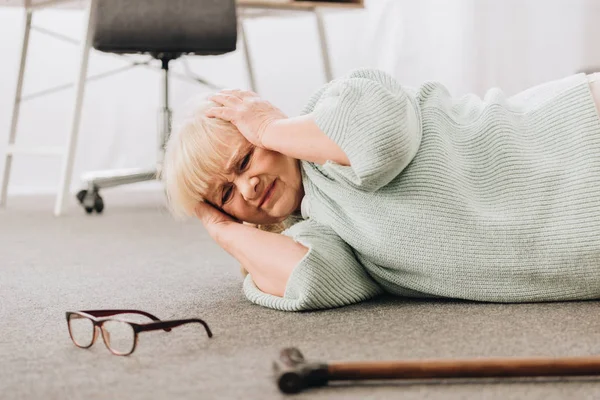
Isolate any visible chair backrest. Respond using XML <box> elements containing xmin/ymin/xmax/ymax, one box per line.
<box><xmin>92</xmin><ymin>0</ymin><xmax>237</xmax><ymax>56</ymax></box>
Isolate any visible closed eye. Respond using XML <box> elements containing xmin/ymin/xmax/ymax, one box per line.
<box><xmin>239</xmin><ymin>150</ymin><xmax>253</xmax><ymax>171</ymax></box>
<box><xmin>222</xmin><ymin>149</ymin><xmax>253</xmax><ymax>205</ymax></box>
<box><xmin>222</xmin><ymin>184</ymin><xmax>233</xmax><ymax>204</ymax></box>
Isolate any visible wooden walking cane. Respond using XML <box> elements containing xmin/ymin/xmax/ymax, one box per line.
<box><xmin>273</xmin><ymin>347</ymin><xmax>600</xmax><ymax>394</ymax></box>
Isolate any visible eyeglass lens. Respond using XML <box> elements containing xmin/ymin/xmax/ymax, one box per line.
<box><xmin>68</xmin><ymin>314</ymin><xmax>94</xmax><ymax>347</ymax></box>
<box><xmin>68</xmin><ymin>314</ymin><xmax>136</xmax><ymax>355</ymax></box>
<box><xmin>101</xmin><ymin>320</ymin><xmax>135</xmax><ymax>355</ymax></box>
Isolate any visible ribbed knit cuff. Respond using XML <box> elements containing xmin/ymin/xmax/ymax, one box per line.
<box><xmin>243</xmin><ymin>220</ymin><xmax>383</xmax><ymax>311</ymax></box>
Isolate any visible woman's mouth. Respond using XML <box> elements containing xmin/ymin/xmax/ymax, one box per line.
<box><xmin>259</xmin><ymin>180</ymin><xmax>277</xmax><ymax>208</ymax></box>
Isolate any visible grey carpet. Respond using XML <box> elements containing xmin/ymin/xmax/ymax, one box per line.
<box><xmin>3</xmin><ymin>190</ymin><xmax>600</xmax><ymax>399</ymax></box>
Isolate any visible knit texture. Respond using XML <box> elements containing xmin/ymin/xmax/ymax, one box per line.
<box><xmin>244</xmin><ymin>68</ymin><xmax>600</xmax><ymax>311</ymax></box>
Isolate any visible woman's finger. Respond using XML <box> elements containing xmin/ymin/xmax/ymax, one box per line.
<box><xmin>195</xmin><ymin>200</ymin><xmax>215</xmax><ymax>212</ymax></box>
<box><xmin>243</xmin><ymin>90</ymin><xmax>259</xmax><ymax>97</ymax></box>
<box><xmin>220</xmin><ymin>89</ymin><xmax>257</xmax><ymax>99</ymax></box>
<box><xmin>209</xmin><ymin>93</ymin><xmax>241</xmax><ymax>107</ymax></box>
<box><xmin>195</xmin><ymin>201</ymin><xmax>219</xmax><ymax>220</ymax></box>
<box><xmin>205</xmin><ymin>107</ymin><xmax>234</xmax><ymax>122</ymax></box>
<box><xmin>194</xmin><ymin>202</ymin><xmax>208</xmax><ymax>218</ymax></box>
<box><xmin>195</xmin><ymin>201</ymin><xmax>239</xmax><ymax>230</ymax></box>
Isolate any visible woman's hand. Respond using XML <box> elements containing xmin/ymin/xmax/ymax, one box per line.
<box><xmin>195</xmin><ymin>201</ymin><xmax>239</xmax><ymax>239</ymax></box>
<box><xmin>205</xmin><ymin>90</ymin><xmax>287</xmax><ymax>148</ymax></box>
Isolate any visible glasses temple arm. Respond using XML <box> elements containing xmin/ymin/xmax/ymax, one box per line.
<box><xmin>137</xmin><ymin>319</ymin><xmax>213</xmax><ymax>338</ymax></box>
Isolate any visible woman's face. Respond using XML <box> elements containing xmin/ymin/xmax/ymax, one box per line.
<box><xmin>206</xmin><ymin>136</ymin><xmax>304</xmax><ymax>225</ymax></box>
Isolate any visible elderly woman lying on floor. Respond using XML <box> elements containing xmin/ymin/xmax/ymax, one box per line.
<box><xmin>162</xmin><ymin>68</ymin><xmax>600</xmax><ymax>312</ymax></box>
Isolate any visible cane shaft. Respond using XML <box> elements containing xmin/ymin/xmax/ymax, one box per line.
<box><xmin>328</xmin><ymin>356</ymin><xmax>600</xmax><ymax>380</ymax></box>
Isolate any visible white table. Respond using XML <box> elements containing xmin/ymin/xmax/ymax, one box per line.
<box><xmin>0</xmin><ymin>0</ymin><xmax>364</xmax><ymax>215</ymax></box>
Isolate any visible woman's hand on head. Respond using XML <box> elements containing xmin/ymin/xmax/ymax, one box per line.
<box><xmin>195</xmin><ymin>201</ymin><xmax>239</xmax><ymax>238</ymax></box>
<box><xmin>205</xmin><ymin>90</ymin><xmax>287</xmax><ymax>149</ymax></box>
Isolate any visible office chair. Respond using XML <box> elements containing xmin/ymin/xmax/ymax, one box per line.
<box><xmin>76</xmin><ymin>0</ymin><xmax>237</xmax><ymax>213</ymax></box>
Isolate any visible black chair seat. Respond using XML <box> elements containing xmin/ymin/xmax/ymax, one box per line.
<box><xmin>92</xmin><ymin>0</ymin><xmax>237</xmax><ymax>56</ymax></box>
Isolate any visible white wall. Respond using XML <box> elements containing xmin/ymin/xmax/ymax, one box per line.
<box><xmin>1</xmin><ymin>0</ymin><xmax>599</xmax><ymax>195</ymax></box>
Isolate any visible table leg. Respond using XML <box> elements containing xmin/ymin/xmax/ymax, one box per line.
<box><xmin>314</xmin><ymin>8</ymin><xmax>333</xmax><ymax>83</ymax></box>
<box><xmin>54</xmin><ymin>0</ymin><xmax>96</xmax><ymax>216</ymax></box>
<box><xmin>1</xmin><ymin>8</ymin><xmax>32</xmax><ymax>208</ymax></box>
<box><xmin>239</xmin><ymin>17</ymin><xmax>258</xmax><ymax>93</ymax></box>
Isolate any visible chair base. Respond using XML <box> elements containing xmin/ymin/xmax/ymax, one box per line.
<box><xmin>76</xmin><ymin>51</ymin><xmax>171</xmax><ymax>214</ymax></box>
<box><xmin>81</xmin><ymin>167</ymin><xmax>158</xmax><ymax>190</ymax></box>
<box><xmin>77</xmin><ymin>167</ymin><xmax>159</xmax><ymax>213</ymax></box>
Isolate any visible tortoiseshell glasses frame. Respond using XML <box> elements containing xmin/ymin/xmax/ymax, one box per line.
<box><xmin>66</xmin><ymin>309</ymin><xmax>212</xmax><ymax>356</ymax></box>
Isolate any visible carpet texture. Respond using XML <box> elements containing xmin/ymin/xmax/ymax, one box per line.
<box><xmin>3</xmin><ymin>190</ymin><xmax>600</xmax><ymax>399</ymax></box>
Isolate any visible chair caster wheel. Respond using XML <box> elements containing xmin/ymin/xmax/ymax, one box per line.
<box><xmin>76</xmin><ymin>189</ymin><xmax>104</xmax><ymax>214</ymax></box>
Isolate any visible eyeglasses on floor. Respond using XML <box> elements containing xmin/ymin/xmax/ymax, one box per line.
<box><xmin>66</xmin><ymin>309</ymin><xmax>213</xmax><ymax>356</ymax></box>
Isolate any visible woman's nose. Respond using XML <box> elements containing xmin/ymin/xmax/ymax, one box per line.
<box><xmin>239</xmin><ymin>176</ymin><xmax>260</xmax><ymax>201</ymax></box>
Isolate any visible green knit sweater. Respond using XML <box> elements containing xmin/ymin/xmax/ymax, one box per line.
<box><xmin>243</xmin><ymin>68</ymin><xmax>600</xmax><ymax>311</ymax></box>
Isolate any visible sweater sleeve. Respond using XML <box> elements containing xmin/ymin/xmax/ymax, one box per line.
<box><xmin>304</xmin><ymin>68</ymin><xmax>422</xmax><ymax>192</ymax></box>
<box><xmin>243</xmin><ymin>219</ymin><xmax>384</xmax><ymax>311</ymax></box>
